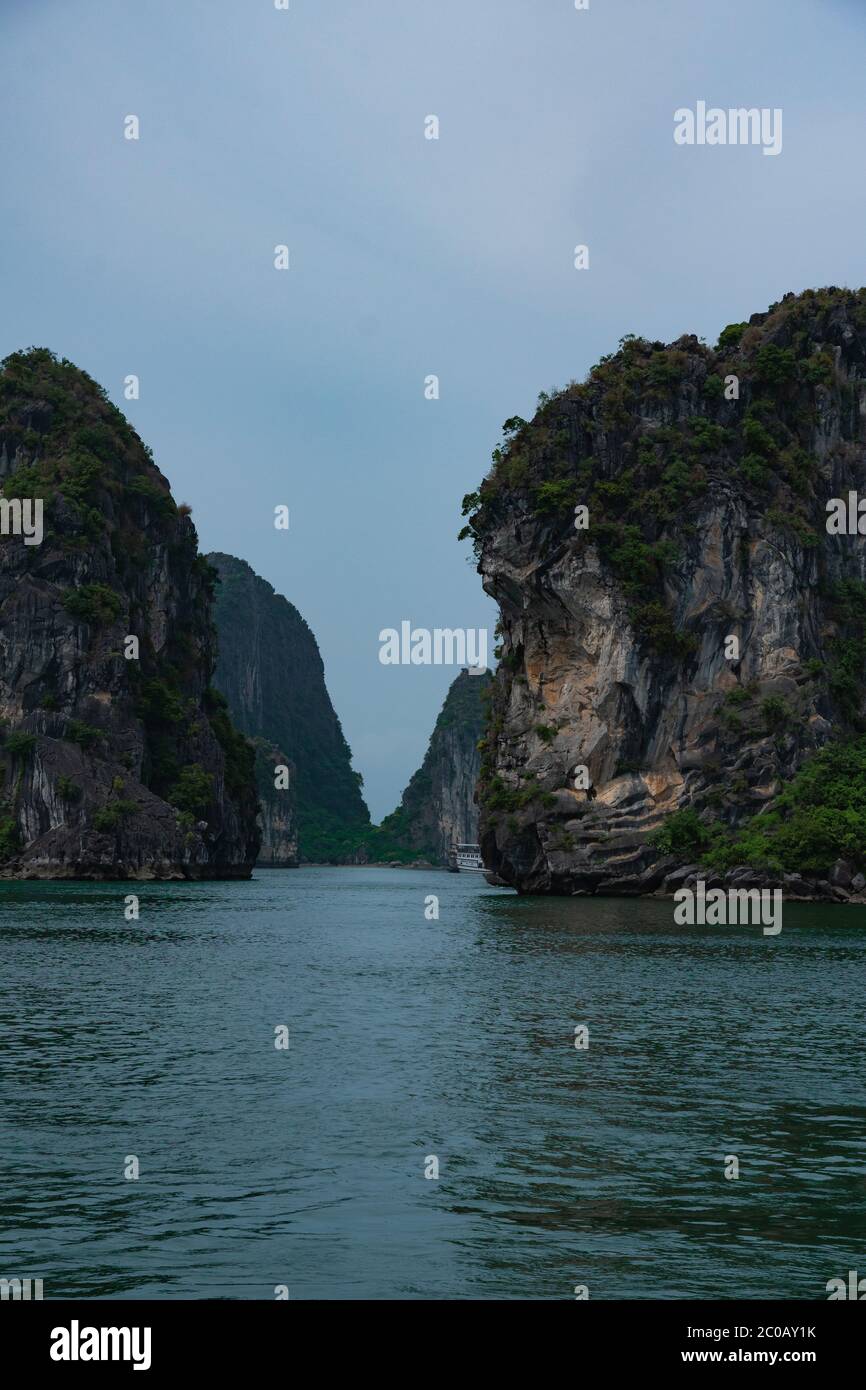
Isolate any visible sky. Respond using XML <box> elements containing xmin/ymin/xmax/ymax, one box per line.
<box><xmin>2</xmin><ymin>0</ymin><xmax>865</xmax><ymax>819</ymax></box>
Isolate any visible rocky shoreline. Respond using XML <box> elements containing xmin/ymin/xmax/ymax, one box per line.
<box><xmin>573</xmin><ymin>858</ymin><xmax>866</xmax><ymax>904</ymax></box>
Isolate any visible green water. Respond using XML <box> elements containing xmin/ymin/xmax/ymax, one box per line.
<box><xmin>1</xmin><ymin>868</ymin><xmax>864</xmax><ymax>1299</ymax></box>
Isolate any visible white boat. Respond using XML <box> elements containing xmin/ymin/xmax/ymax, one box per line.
<box><xmin>452</xmin><ymin>842</ymin><xmax>484</xmax><ymax>872</ymax></box>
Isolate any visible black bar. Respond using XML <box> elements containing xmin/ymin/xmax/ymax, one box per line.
<box><xmin>2</xmin><ymin>1298</ymin><xmax>860</xmax><ymax>1374</ymax></box>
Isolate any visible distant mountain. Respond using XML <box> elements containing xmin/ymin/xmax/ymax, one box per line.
<box><xmin>208</xmin><ymin>553</ymin><xmax>369</xmax><ymax>863</ymax></box>
<box><xmin>252</xmin><ymin>738</ymin><xmax>298</xmax><ymax>867</ymax></box>
<box><xmin>371</xmin><ymin>669</ymin><xmax>492</xmax><ymax>865</ymax></box>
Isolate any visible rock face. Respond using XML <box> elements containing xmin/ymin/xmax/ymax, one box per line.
<box><xmin>252</xmin><ymin>738</ymin><xmax>298</xmax><ymax>867</ymax></box>
<box><xmin>378</xmin><ymin>669</ymin><xmax>492</xmax><ymax>864</ymax></box>
<box><xmin>209</xmin><ymin>553</ymin><xmax>369</xmax><ymax>863</ymax></box>
<box><xmin>461</xmin><ymin>288</ymin><xmax>866</xmax><ymax>894</ymax></box>
<box><xmin>0</xmin><ymin>349</ymin><xmax>260</xmax><ymax>878</ymax></box>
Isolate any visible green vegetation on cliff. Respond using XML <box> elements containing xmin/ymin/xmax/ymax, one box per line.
<box><xmin>652</xmin><ymin>738</ymin><xmax>866</xmax><ymax>878</ymax></box>
<box><xmin>460</xmin><ymin>287</ymin><xmax>866</xmax><ymax>660</ymax></box>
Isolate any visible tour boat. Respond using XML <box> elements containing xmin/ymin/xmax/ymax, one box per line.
<box><xmin>451</xmin><ymin>842</ymin><xmax>484</xmax><ymax>872</ymax></box>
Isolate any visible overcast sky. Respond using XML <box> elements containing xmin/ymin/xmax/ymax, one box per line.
<box><xmin>2</xmin><ymin>0</ymin><xmax>865</xmax><ymax>817</ymax></box>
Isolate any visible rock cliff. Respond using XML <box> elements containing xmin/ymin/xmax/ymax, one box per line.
<box><xmin>209</xmin><ymin>553</ymin><xmax>368</xmax><ymax>862</ymax></box>
<box><xmin>376</xmin><ymin>668</ymin><xmax>492</xmax><ymax>864</ymax></box>
<box><xmin>251</xmin><ymin>738</ymin><xmax>298</xmax><ymax>867</ymax></box>
<box><xmin>460</xmin><ymin>288</ymin><xmax>866</xmax><ymax>895</ymax></box>
<box><xmin>0</xmin><ymin>349</ymin><xmax>260</xmax><ymax>878</ymax></box>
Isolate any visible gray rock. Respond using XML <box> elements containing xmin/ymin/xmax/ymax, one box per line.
<box><xmin>662</xmin><ymin>864</ymin><xmax>701</xmax><ymax>887</ymax></box>
<box><xmin>783</xmin><ymin>873</ymin><xmax>813</xmax><ymax>897</ymax></box>
<box><xmin>830</xmin><ymin>859</ymin><xmax>854</xmax><ymax>889</ymax></box>
<box><xmin>724</xmin><ymin>868</ymin><xmax>781</xmax><ymax>891</ymax></box>
<box><xmin>474</xmin><ymin>291</ymin><xmax>866</xmax><ymax>897</ymax></box>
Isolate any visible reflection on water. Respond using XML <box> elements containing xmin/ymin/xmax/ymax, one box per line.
<box><xmin>1</xmin><ymin>869</ymin><xmax>864</xmax><ymax>1299</ymax></box>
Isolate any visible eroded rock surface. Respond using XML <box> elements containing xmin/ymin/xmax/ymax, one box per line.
<box><xmin>462</xmin><ymin>289</ymin><xmax>866</xmax><ymax>894</ymax></box>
